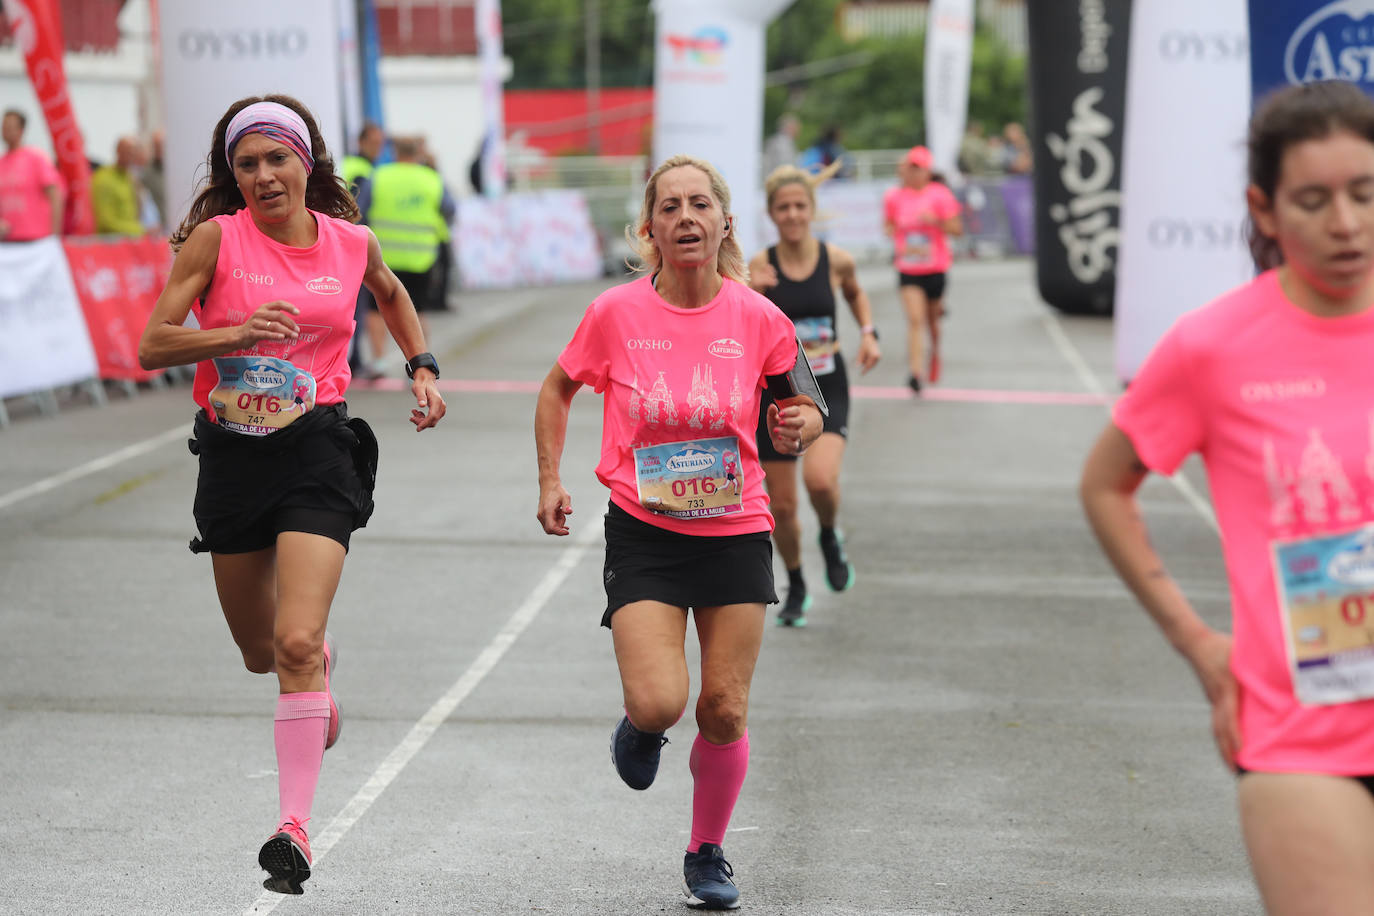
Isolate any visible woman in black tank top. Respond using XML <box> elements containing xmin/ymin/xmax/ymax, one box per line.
<box><xmin>747</xmin><ymin>164</ymin><xmax>881</xmax><ymax>626</ymax></box>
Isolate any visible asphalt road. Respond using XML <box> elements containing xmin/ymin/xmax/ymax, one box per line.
<box><xmin>0</xmin><ymin>258</ymin><xmax>1260</xmax><ymax>915</ymax></box>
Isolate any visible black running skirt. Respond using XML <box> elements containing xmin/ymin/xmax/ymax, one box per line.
<box><xmin>601</xmin><ymin>501</ymin><xmax>777</xmax><ymax>627</ymax></box>
<box><xmin>187</xmin><ymin>402</ymin><xmax>377</xmax><ymax>555</ymax></box>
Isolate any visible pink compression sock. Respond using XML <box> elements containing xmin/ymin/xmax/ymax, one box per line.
<box><xmin>274</xmin><ymin>692</ymin><xmax>330</xmax><ymax>826</ymax></box>
<box><xmin>688</xmin><ymin>730</ymin><xmax>750</xmax><ymax>853</ymax></box>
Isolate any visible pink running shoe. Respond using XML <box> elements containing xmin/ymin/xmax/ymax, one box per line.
<box><xmin>258</xmin><ymin>817</ymin><xmax>312</xmax><ymax>895</ymax></box>
<box><xmin>323</xmin><ymin>633</ymin><xmax>340</xmax><ymax>750</ymax></box>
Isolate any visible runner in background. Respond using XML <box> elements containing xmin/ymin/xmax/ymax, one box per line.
<box><xmin>138</xmin><ymin>94</ymin><xmax>445</xmax><ymax>896</ymax></box>
<box><xmin>883</xmin><ymin>145</ymin><xmax>962</xmax><ymax>394</ymax></box>
<box><xmin>749</xmin><ymin>163</ymin><xmax>880</xmax><ymax>626</ymax></box>
<box><xmin>535</xmin><ymin>153</ymin><xmax>823</xmax><ymax>910</ymax></box>
<box><xmin>1081</xmin><ymin>80</ymin><xmax>1374</xmax><ymax>915</ymax></box>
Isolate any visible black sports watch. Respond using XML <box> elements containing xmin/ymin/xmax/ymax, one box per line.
<box><xmin>405</xmin><ymin>352</ymin><xmax>440</xmax><ymax>379</ymax></box>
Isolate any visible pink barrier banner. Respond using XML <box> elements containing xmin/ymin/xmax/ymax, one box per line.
<box><xmin>62</xmin><ymin>237</ymin><xmax>173</xmax><ymax>382</ymax></box>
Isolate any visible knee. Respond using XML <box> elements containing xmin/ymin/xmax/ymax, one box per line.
<box><xmin>274</xmin><ymin>628</ymin><xmax>323</xmax><ymax>678</ymax></box>
<box><xmin>770</xmin><ymin>493</ymin><xmax>800</xmax><ymax>526</ymax></box>
<box><xmin>804</xmin><ymin>474</ymin><xmax>839</xmax><ymax>504</ymax></box>
<box><xmin>695</xmin><ymin>690</ymin><xmax>747</xmax><ymax>742</ymax></box>
<box><xmin>242</xmin><ymin>652</ymin><xmax>274</xmax><ymax>675</ymax></box>
<box><xmin>625</xmin><ymin>693</ymin><xmax>687</xmax><ymax>735</ymax></box>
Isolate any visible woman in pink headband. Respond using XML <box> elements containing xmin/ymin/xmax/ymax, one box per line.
<box><xmin>138</xmin><ymin>93</ymin><xmax>446</xmax><ymax>896</ymax></box>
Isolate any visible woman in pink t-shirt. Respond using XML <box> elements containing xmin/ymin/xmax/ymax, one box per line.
<box><xmin>137</xmin><ymin>94</ymin><xmax>445</xmax><ymax>896</ymax></box>
<box><xmin>534</xmin><ymin>154</ymin><xmax>823</xmax><ymax>909</ymax></box>
<box><xmin>1081</xmin><ymin>81</ymin><xmax>1374</xmax><ymax>915</ymax></box>
<box><xmin>883</xmin><ymin>145</ymin><xmax>962</xmax><ymax>393</ymax></box>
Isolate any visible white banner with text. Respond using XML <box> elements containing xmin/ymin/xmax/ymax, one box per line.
<box><xmin>0</xmin><ymin>238</ymin><xmax>99</xmax><ymax>397</ymax></box>
<box><xmin>1114</xmin><ymin>0</ymin><xmax>1253</xmax><ymax>382</ymax></box>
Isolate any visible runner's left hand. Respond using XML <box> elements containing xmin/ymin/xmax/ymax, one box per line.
<box><xmin>855</xmin><ymin>335</ymin><xmax>881</xmax><ymax>373</ymax></box>
<box><xmin>409</xmin><ymin>372</ymin><xmax>445</xmax><ymax>430</ymax></box>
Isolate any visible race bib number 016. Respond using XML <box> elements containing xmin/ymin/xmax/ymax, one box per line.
<box><xmin>209</xmin><ymin>356</ymin><xmax>316</xmax><ymax>437</ymax></box>
<box><xmin>633</xmin><ymin>436</ymin><xmax>744</xmax><ymax>519</ymax></box>
<box><xmin>1273</xmin><ymin>525</ymin><xmax>1374</xmax><ymax>706</ymax></box>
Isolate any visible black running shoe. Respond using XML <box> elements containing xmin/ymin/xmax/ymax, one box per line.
<box><xmin>259</xmin><ymin>818</ymin><xmax>311</xmax><ymax>895</ymax></box>
<box><xmin>819</xmin><ymin>529</ymin><xmax>855</xmax><ymax>592</ymax></box>
<box><xmin>775</xmin><ymin>587</ymin><xmax>811</xmax><ymax>627</ymax></box>
<box><xmin>609</xmin><ymin>715</ymin><xmax>667</xmax><ymax>790</ymax></box>
<box><xmin>683</xmin><ymin>843</ymin><xmax>740</xmax><ymax>910</ymax></box>
<box><xmin>908</xmin><ymin>375</ymin><xmax>923</xmax><ymax>394</ymax></box>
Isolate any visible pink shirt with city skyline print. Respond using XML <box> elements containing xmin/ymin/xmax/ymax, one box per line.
<box><xmin>1115</xmin><ymin>269</ymin><xmax>1374</xmax><ymax>775</ymax></box>
<box><xmin>559</xmin><ymin>275</ymin><xmax>798</xmax><ymax>536</ymax></box>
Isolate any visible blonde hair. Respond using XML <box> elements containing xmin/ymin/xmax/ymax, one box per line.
<box><xmin>763</xmin><ymin>159</ymin><xmax>843</xmax><ymax>210</ymax></box>
<box><xmin>625</xmin><ymin>154</ymin><xmax>747</xmax><ymax>283</ymax></box>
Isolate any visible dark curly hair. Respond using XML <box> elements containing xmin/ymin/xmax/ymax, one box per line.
<box><xmin>170</xmin><ymin>94</ymin><xmax>358</xmax><ymax>252</ymax></box>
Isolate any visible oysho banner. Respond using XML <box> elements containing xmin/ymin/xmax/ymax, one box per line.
<box><xmin>1113</xmin><ymin>0</ymin><xmax>1252</xmax><ymax>382</ymax></box>
<box><xmin>0</xmin><ymin>239</ymin><xmax>99</xmax><ymax>398</ymax></box>
<box><xmin>924</xmin><ymin>0</ymin><xmax>975</xmax><ymax>176</ymax></box>
<box><xmin>652</xmin><ymin>0</ymin><xmax>793</xmax><ymax>256</ymax></box>
<box><xmin>159</xmin><ymin>0</ymin><xmax>345</xmax><ymax>227</ymax></box>
<box><xmin>1250</xmin><ymin>1</ymin><xmax>1374</xmax><ymax>104</ymax></box>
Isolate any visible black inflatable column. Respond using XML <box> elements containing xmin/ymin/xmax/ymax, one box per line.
<box><xmin>1026</xmin><ymin>0</ymin><xmax>1132</xmax><ymax>315</ymax></box>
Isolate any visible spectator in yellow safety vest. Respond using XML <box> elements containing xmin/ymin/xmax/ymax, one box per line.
<box><xmin>356</xmin><ymin>135</ymin><xmax>455</xmax><ymax>371</ymax></box>
<box><xmin>91</xmin><ymin>136</ymin><xmax>151</xmax><ymax>237</ymax></box>
<box><xmin>341</xmin><ymin>122</ymin><xmax>385</xmax><ymax>198</ymax></box>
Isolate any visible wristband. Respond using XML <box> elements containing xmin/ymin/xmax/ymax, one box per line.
<box><xmin>860</xmin><ymin>325</ymin><xmax>879</xmax><ymax>340</ymax></box>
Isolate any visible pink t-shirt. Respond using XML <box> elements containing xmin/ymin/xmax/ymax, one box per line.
<box><xmin>1115</xmin><ymin>269</ymin><xmax>1374</xmax><ymax>775</ymax></box>
<box><xmin>883</xmin><ymin>182</ymin><xmax>961</xmax><ymax>275</ymax></box>
<box><xmin>192</xmin><ymin>207</ymin><xmax>369</xmax><ymax>415</ymax></box>
<box><xmin>0</xmin><ymin>146</ymin><xmax>62</xmax><ymax>241</ymax></box>
<box><xmin>558</xmin><ymin>275</ymin><xmax>798</xmax><ymax>536</ymax></box>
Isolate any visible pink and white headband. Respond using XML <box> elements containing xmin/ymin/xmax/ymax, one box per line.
<box><xmin>225</xmin><ymin>101</ymin><xmax>314</xmax><ymax>174</ymax></box>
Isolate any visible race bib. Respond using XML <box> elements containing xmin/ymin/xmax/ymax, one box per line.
<box><xmin>208</xmin><ymin>356</ymin><xmax>316</xmax><ymax>437</ymax></box>
<box><xmin>1273</xmin><ymin>525</ymin><xmax>1374</xmax><ymax>705</ymax></box>
<box><xmin>795</xmin><ymin>316</ymin><xmax>837</xmax><ymax>376</ymax></box>
<box><xmin>898</xmin><ymin>230</ymin><xmax>933</xmax><ymax>270</ymax></box>
<box><xmin>634</xmin><ymin>436</ymin><xmax>744</xmax><ymax>519</ymax></box>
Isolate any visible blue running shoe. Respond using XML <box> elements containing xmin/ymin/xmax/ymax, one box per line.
<box><xmin>683</xmin><ymin>844</ymin><xmax>740</xmax><ymax>910</ymax></box>
<box><xmin>609</xmin><ymin>715</ymin><xmax>667</xmax><ymax>790</ymax></box>
<box><xmin>775</xmin><ymin>587</ymin><xmax>811</xmax><ymax>627</ymax></box>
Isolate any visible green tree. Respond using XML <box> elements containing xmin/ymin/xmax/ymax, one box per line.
<box><xmin>503</xmin><ymin>0</ymin><xmax>656</xmax><ymax>89</ymax></box>
<box><xmin>765</xmin><ymin>0</ymin><xmax>1027</xmax><ymax>150</ymax></box>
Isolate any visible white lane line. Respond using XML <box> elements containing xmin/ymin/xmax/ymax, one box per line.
<box><xmin>243</xmin><ymin>522</ymin><xmax>601</xmax><ymax>916</ymax></box>
<box><xmin>1034</xmin><ymin>303</ymin><xmax>1107</xmax><ymax>397</ymax></box>
<box><xmin>0</xmin><ymin>425</ymin><xmax>187</xmax><ymax>512</ymax></box>
<box><xmin>1035</xmin><ymin>304</ymin><xmax>1218</xmax><ymax>532</ymax></box>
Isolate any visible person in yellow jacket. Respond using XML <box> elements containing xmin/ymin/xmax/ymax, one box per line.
<box><xmin>357</xmin><ymin>135</ymin><xmax>455</xmax><ymax>369</ymax></box>
<box><xmin>341</xmin><ymin>122</ymin><xmax>384</xmax><ymax>197</ymax></box>
<box><xmin>91</xmin><ymin>136</ymin><xmax>149</xmax><ymax>237</ymax></box>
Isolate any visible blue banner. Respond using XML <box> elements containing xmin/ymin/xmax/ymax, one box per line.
<box><xmin>1250</xmin><ymin>1</ymin><xmax>1374</xmax><ymax>105</ymax></box>
<box><xmin>359</xmin><ymin>0</ymin><xmax>388</xmax><ymax>161</ymax></box>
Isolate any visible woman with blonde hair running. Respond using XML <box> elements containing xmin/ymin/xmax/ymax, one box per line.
<box><xmin>535</xmin><ymin>153</ymin><xmax>823</xmax><ymax>909</ymax></box>
<box><xmin>749</xmin><ymin>163</ymin><xmax>880</xmax><ymax>625</ymax></box>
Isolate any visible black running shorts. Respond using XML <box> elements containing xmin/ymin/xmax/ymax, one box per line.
<box><xmin>600</xmin><ymin>501</ymin><xmax>777</xmax><ymax>627</ymax></box>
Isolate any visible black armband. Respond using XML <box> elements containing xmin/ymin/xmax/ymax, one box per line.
<box><xmin>765</xmin><ymin>338</ymin><xmax>829</xmax><ymax>417</ymax></box>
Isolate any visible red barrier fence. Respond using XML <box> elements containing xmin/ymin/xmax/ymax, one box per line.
<box><xmin>62</xmin><ymin>236</ymin><xmax>171</xmax><ymax>383</ymax></box>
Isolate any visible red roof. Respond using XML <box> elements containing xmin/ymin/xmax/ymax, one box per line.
<box><xmin>0</xmin><ymin>0</ymin><xmax>123</xmax><ymax>52</ymax></box>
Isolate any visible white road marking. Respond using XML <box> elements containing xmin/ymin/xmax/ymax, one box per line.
<box><xmin>1034</xmin><ymin>304</ymin><xmax>1218</xmax><ymax>532</ymax></box>
<box><xmin>243</xmin><ymin>523</ymin><xmax>600</xmax><ymax>915</ymax></box>
<box><xmin>0</xmin><ymin>425</ymin><xmax>187</xmax><ymax>512</ymax></box>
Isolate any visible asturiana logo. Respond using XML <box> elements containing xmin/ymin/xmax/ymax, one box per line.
<box><xmin>1285</xmin><ymin>0</ymin><xmax>1374</xmax><ymax>84</ymax></box>
<box><xmin>666</xmin><ymin>447</ymin><xmax>716</xmax><ymax>474</ymax></box>
<box><xmin>708</xmin><ymin>338</ymin><xmax>744</xmax><ymax>359</ymax></box>
<box><xmin>666</xmin><ymin>26</ymin><xmax>728</xmax><ymax>65</ymax></box>
<box><xmin>242</xmin><ymin>364</ymin><xmax>287</xmax><ymax>389</ymax></box>
<box><xmin>307</xmin><ymin>276</ymin><xmax>343</xmax><ymax>295</ymax></box>
<box><xmin>1328</xmin><ymin>533</ymin><xmax>1374</xmax><ymax>586</ymax></box>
